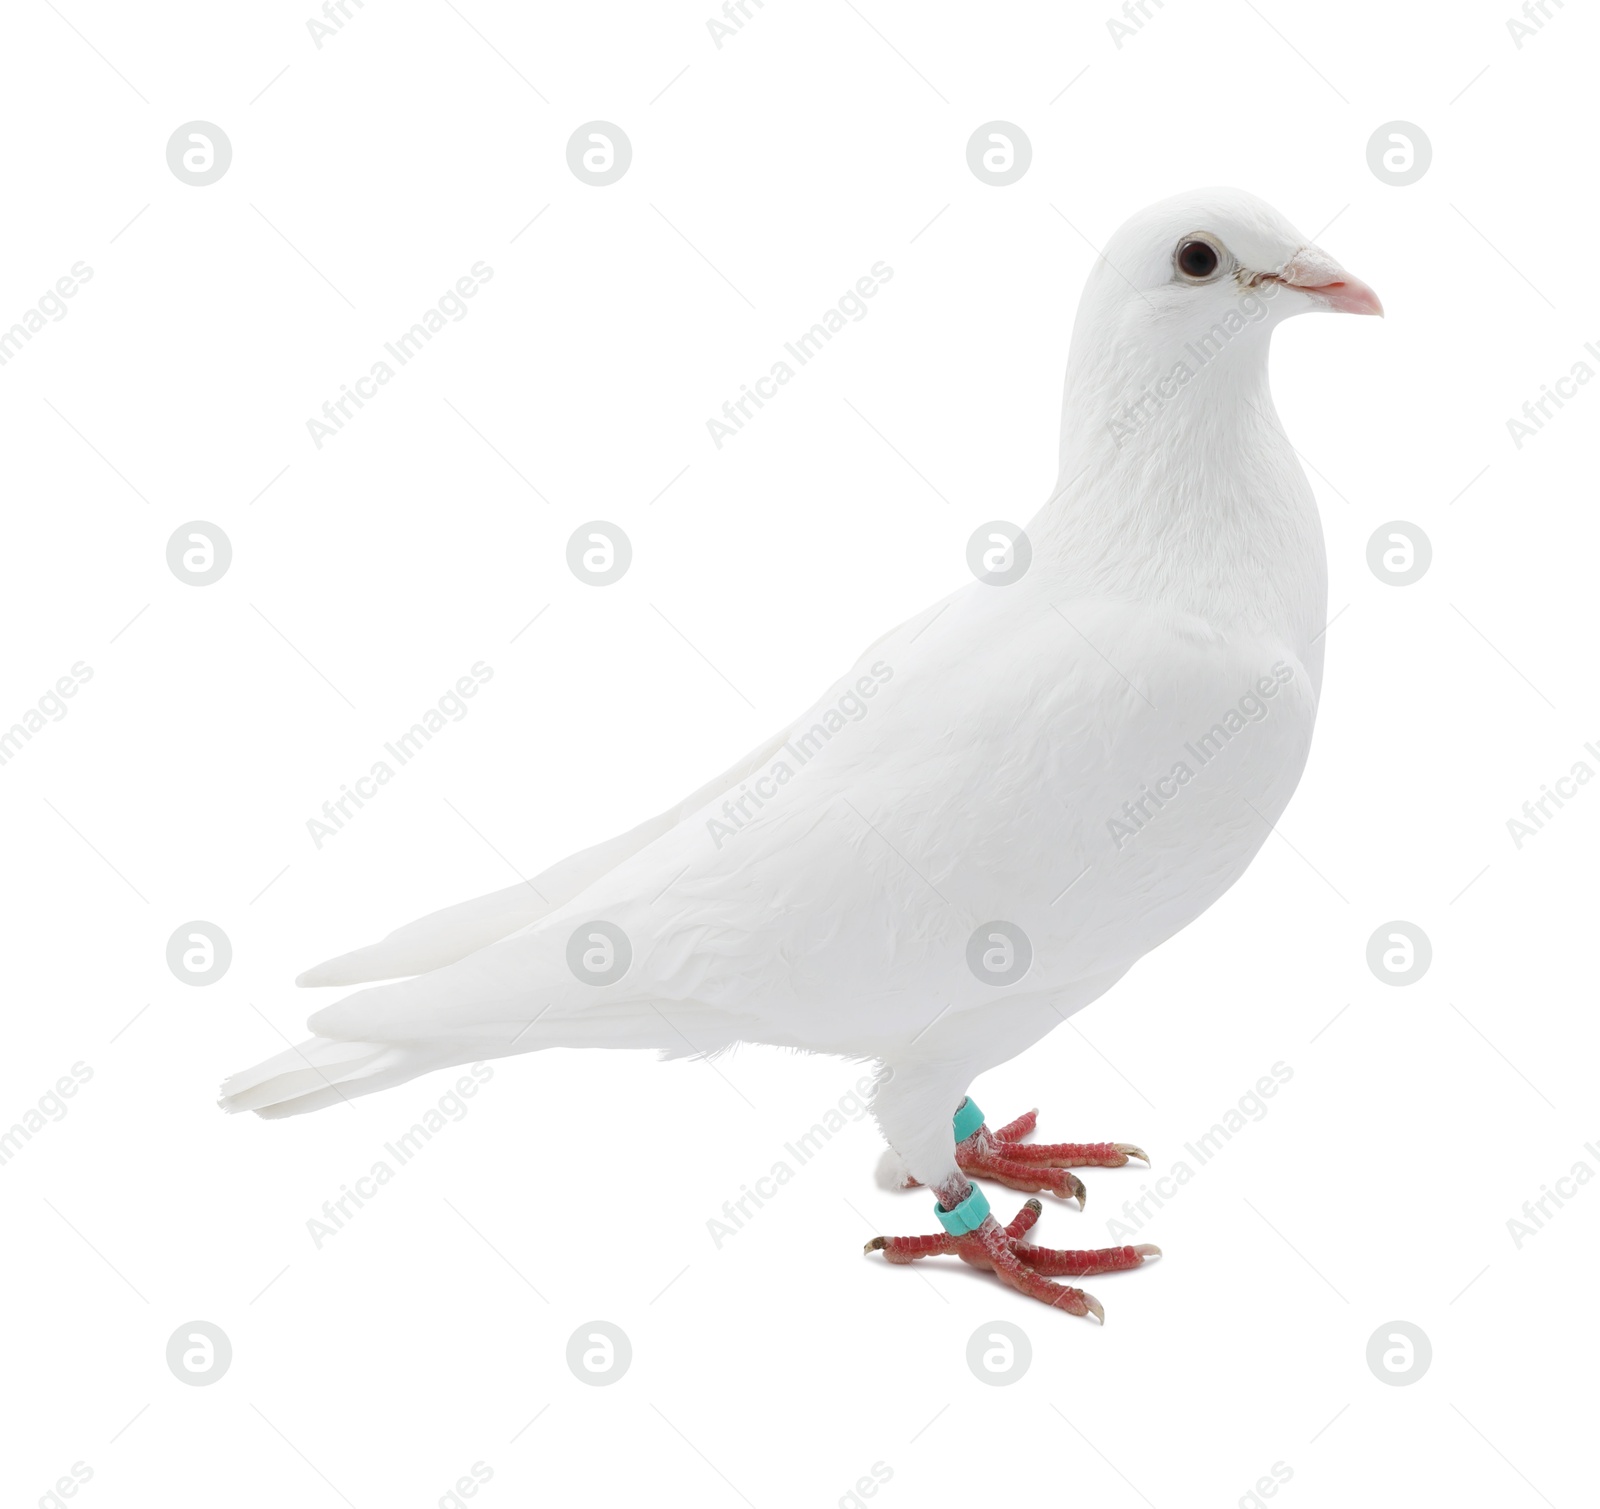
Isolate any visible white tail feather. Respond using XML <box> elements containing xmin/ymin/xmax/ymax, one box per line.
<box><xmin>293</xmin><ymin>721</ymin><xmax>813</xmax><ymax>989</ymax></box>
<box><xmin>218</xmin><ymin>1037</ymin><xmax>437</xmax><ymax>1118</ymax></box>
<box><xmin>293</xmin><ymin>813</ymin><xmax>690</xmax><ymax>987</ymax></box>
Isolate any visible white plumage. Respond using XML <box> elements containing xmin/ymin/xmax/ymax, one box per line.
<box><xmin>222</xmin><ymin>188</ymin><xmax>1375</xmax><ymax>1225</ymax></box>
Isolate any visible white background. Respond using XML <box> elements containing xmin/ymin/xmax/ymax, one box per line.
<box><xmin>2</xmin><ymin>1</ymin><xmax>1595</xmax><ymax>1505</ymax></box>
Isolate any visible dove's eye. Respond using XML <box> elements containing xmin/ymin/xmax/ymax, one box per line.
<box><xmin>1174</xmin><ymin>236</ymin><xmax>1223</xmax><ymax>282</ymax></box>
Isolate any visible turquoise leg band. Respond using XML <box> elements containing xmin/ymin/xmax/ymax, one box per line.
<box><xmin>934</xmin><ymin>1183</ymin><xmax>991</xmax><ymax>1235</ymax></box>
<box><xmin>952</xmin><ymin>1095</ymin><xmax>984</xmax><ymax>1144</ymax></box>
<box><xmin>934</xmin><ymin>1097</ymin><xmax>991</xmax><ymax>1231</ymax></box>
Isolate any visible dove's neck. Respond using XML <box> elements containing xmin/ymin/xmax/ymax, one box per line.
<box><xmin>1029</xmin><ymin>317</ymin><xmax>1327</xmax><ymax>685</ymax></box>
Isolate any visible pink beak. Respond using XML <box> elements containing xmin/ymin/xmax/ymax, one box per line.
<box><xmin>1275</xmin><ymin>246</ymin><xmax>1383</xmax><ymax>317</ymax></box>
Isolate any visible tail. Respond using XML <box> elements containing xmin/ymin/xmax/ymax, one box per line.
<box><xmin>217</xmin><ymin>1037</ymin><xmax>463</xmax><ymax>1119</ymax></box>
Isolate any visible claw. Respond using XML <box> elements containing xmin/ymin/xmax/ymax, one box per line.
<box><xmin>1082</xmin><ymin>1292</ymin><xmax>1105</xmax><ymax>1324</ymax></box>
<box><xmin>863</xmin><ymin>1236</ymin><xmax>886</xmax><ymax>1254</ymax></box>
<box><xmin>1068</xmin><ymin>1173</ymin><xmax>1086</xmax><ymax>1209</ymax></box>
<box><xmin>1116</xmin><ymin>1143</ymin><xmax>1150</xmax><ymax>1164</ymax></box>
<box><xmin>1134</xmin><ymin>1243</ymin><xmax>1161</xmax><ymax>1260</ymax></box>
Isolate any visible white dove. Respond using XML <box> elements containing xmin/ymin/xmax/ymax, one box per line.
<box><xmin>223</xmin><ymin>188</ymin><xmax>1380</xmax><ymax>1320</ymax></box>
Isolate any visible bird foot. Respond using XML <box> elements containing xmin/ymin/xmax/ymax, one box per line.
<box><xmin>898</xmin><ymin>1107</ymin><xmax>1149</xmax><ymax>1205</ymax></box>
<box><xmin>864</xmin><ymin>1197</ymin><xmax>1160</xmax><ymax>1321</ymax></box>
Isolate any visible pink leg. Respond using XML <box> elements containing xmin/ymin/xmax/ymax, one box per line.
<box><xmin>894</xmin><ymin>1109</ymin><xmax>1148</xmax><ymax>1201</ymax></box>
<box><xmin>994</xmin><ymin>1137</ymin><xmax>1145</xmax><ymax>1168</ymax></box>
<box><xmin>1004</xmin><ymin>1199</ymin><xmax>1043</xmax><ymax>1239</ymax></box>
<box><xmin>865</xmin><ymin>1197</ymin><xmax>1160</xmax><ymax>1321</ymax></box>
<box><xmin>1013</xmin><ymin>1240</ymin><xmax>1156</xmax><ymax>1278</ymax></box>
<box><xmin>954</xmin><ymin>1139</ymin><xmax>1089</xmax><ymax>1203</ymax></box>
<box><xmin>866</xmin><ymin>1228</ymin><xmax>956</xmax><ymax>1264</ymax></box>
<box><xmin>1000</xmin><ymin>1197</ymin><xmax>1155</xmax><ymax>1276</ymax></box>
<box><xmin>991</xmin><ymin>1109</ymin><xmax>1040</xmax><ymax>1140</ymax></box>
<box><xmin>953</xmin><ymin>1108</ymin><xmax>1149</xmax><ymax>1198</ymax></box>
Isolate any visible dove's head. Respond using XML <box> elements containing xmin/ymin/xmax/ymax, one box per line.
<box><xmin>1059</xmin><ymin>187</ymin><xmax>1379</xmax><ymax>473</ymax></box>
<box><xmin>1090</xmin><ymin>186</ymin><xmax>1381</xmax><ymax>328</ymax></box>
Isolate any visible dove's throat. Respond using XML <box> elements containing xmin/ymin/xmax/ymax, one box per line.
<box><xmin>1032</xmin><ymin>330</ymin><xmax>1328</xmax><ymax>677</ymax></box>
